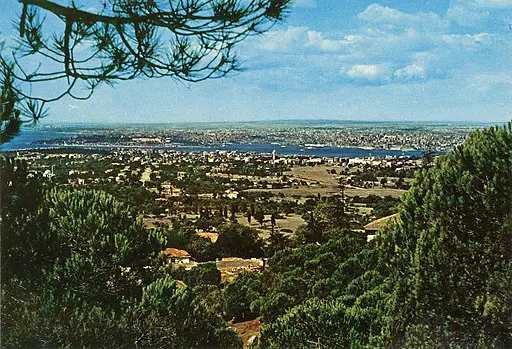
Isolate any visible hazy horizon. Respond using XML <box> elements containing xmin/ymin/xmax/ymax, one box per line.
<box><xmin>30</xmin><ymin>118</ymin><xmax>502</xmax><ymax>127</ymax></box>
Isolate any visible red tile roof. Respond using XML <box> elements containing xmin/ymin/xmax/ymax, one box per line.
<box><xmin>162</xmin><ymin>248</ymin><xmax>191</xmax><ymax>258</ymax></box>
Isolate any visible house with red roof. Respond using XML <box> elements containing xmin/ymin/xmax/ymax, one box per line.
<box><xmin>161</xmin><ymin>248</ymin><xmax>193</xmax><ymax>264</ymax></box>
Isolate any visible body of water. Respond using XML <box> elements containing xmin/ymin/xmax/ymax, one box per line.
<box><xmin>1</xmin><ymin>129</ymin><xmax>424</xmax><ymax>158</ymax></box>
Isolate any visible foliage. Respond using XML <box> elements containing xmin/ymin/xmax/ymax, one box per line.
<box><xmin>297</xmin><ymin>197</ymin><xmax>350</xmax><ymax>243</ymax></box>
<box><xmin>0</xmin><ymin>165</ymin><xmax>239</xmax><ymax>348</ymax></box>
<box><xmin>259</xmin><ymin>123</ymin><xmax>512</xmax><ymax>348</ymax></box>
<box><xmin>3</xmin><ymin>123</ymin><xmax>510</xmax><ymax>348</ymax></box>
<box><xmin>256</xmin><ymin>236</ymin><xmax>368</xmax><ymax>322</ymax></box>
<box><xmin>176</xmin><ymin>262</ymin><xmax>222</xmax><ymax>287</ymax></box>
<box><xmin>215</xmin><ymin>223</ymin><xmax>265</xmax><ymax>258</ymax></box>
<box><xmin>371</xmin><ymin>195</ymin><xmax>400</xmax><ymax>218</ymax></box>
<box><xmin>1</xmin><ymin>157</ymin><xmax>48</xmax><ymax>280</ymax></box>
<box><xmin>259</xmin><ymin>298</ymin><xmax>348</xmax><ymax>349</ymax></box>
<box><xmin>223</xmin><ymin>271</ymin><xmax>264</xmax><ymax>322</ymax></box>
<box><xmin>377</xmin><ymin>123</ymin><xmax>512</xmax><ymax>347</ymax></box>
<box><xmin>1</xmin><ymin>64</ymin><xmax>22</xmax><ymax>143</ymax></box>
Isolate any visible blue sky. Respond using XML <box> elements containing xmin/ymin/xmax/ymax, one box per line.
<box><xmin>1</xmin><ymin>0</ymin><xmax>512</xmax><ymax>123</ymax></box>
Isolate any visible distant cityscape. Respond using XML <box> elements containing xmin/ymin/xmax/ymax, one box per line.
<box><xmin>7</xmin><ymin>120</ymin><xmax>486</xmax><ymax>153</ymax></box>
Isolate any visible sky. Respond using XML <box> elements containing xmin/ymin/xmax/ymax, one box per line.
<box><xmin>1</xmin><ymin>0</ymin><xmax>512</xmax><ymax>124</ymax></box>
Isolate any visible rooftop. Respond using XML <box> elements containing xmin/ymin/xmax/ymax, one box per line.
<box><xmin>162</xmin><ymin>248</ymin><xmax>191</xmax><ymax>258</ymax></box>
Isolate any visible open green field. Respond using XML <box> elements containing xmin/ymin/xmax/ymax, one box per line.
<box><xmin>236</xmin><ymin>213</ymin><xmax>305</xmax><ymax>238</ymax></box>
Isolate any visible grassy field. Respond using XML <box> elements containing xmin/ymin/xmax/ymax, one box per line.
<box><xmin>236</xmin><ymin>213</ymin><xmax>305</xmax><ymax>238</ymax></box>
<box><xmin>287</xmin><ymin>165</ymin><xmax>341</xmax><ymax>186</ymax></box>
<box><xmin>247</xmin><ymin>185</ymin><xmax>406</xmax><ymax>198</ymax></box>
<box><xmin>271</xmin><ymin>165</ymin><xmax>343</xmax><ymax>197</ymax></box>
<box><xmin>246</xmin><ymin>165</ymin><xmax>408</xmax><ymax>198</ymax></box>
<box><xmin>344</xmin><ymin>187</ymin><xmax>406</xmax><ymax>198</ymax></box>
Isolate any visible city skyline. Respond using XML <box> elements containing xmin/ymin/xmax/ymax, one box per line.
<box><xmin>1</xmin><ymin>0</ymin><xmax>512</xmax><ymax>123</ymax></box>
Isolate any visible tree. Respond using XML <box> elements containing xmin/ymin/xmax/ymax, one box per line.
<box><xmin>1</xmin><ymin>173</ymin><xmax>240</xmax><ymax>348</ymax></box>
<box><xmin>187</xmin><ymin>235</ymin><xmax>216</xmax><ymax>262</ymax></box>
<box><xmin>250</xmin><ymin>202</ymin><xmax>256</xmax><ymax>217</ymax></box>
<box><xmin>377</xmin><ymin>122</ymin><xmax>512</xmax><ymax>347</ymax></box>
<box><xmin>132</xmin><ymin>275</ymin><xmax>241</xmax><ymax>349</ymax></box>
<box><xmin>1</xmin><ymin>64</ymin><xmax>23</xmax><ymax>143</ymax></box>
<box><xmin>215</xmin><ymin>223</ymin><xmax>264</xmax><ymax>258</ymax></box>
<box><xmin>258</xmin><ymin>123</ymin><xmax>512</xmax><ymax>348</ymax></box>
<box><xmin>3</xmin><ymin>188</ymin><xmax>161</xmax><ymax>305</ymax></box>
<box><xmin>255</xmin><ymin>209</ymin><xmax>264</xmax><ymax>225</ymax></box>
<box><xmin>267</xmin><ymin>229</ymin><xmax>291</xmax><ymax>257</ymax></box>
<box><xmin>222</xmin><ymin>271</ymin><xmax>263</xmax><ymax>322</ymax></box>
<box><xmin>0</xmin><ymin>0</ymin><xmax>291</xmax><ymax>142</ymax></box>
<box><xmin>183</xmin><ymin>262</ymin><xmax>221</xmax><ymax>287</ymax></box>
<box><xmin>0</xmin><ymin>157</ymin><xmax>48</xmax><ymax>281</ymax></box>
<box><xmin>298</xmin><ymin>197</ymin><xmax>349</xmax><ymax>243</ymax></box>
<box><xmin>395</xmin><ymin>176</ymin><xmax>404</xmax><ymax>189</ymax></box>
<box><xmin>372</xmin><ymin>195</ymin><xmax>399</xmax><ymax>218</ymax></box>
<box><xmin>2</xmin><ymin>56</ymin><xmax>50</xmax><ymax>143</ymax></box>
<box><xmin>246</xmin><ymin>210</ymin><xmax>252</xmax><ymax>225</ymax></box>
<box><xmin>256</xmin><ymin>236</ymin><xmax>367</xmax><ymax>323</ymax></box>
<box><xmin>421</xmin><ymin>145</ymin><xmax>435</xmax><ymax>167</ymax></box>
<box><xmin>338</xmin><ymin>176</ymin><xmax>347</xmax><ymax>202</ymax></box>
<box><xmin>259</xmin><ymin>298</ymin><xmax>348</xmax><ymax>349</ymax></box>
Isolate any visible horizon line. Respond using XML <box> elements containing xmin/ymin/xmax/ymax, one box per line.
<box><xmin>38</xmin><ymin>118</ymin><xmax>505</xmax><ymax>126</ymax></box>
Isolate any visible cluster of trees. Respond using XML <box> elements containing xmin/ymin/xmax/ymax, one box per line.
<box><xmin>351</xmin><ymin>194</ymin><xmax>401</xmax><ymax>219</ymax></box>
<box><xmin>1</xmin><ymin>123</ymin><xmax>510</xmax><ymax>348</ymax></box>
<box><xmin>2</xmin><ymin>0</ymin><xmax>510</xmax><ymax>346</ymax></box>
<box><xmin>350</xmin><ymin>169</ymin><xmax>412</xmax><ymax>189</ymax></box>
<box><xmin>297</xmin><ymin>196</ymin><xmax>351</xmax><ymax>243</ymax></box>
<box><xmin>0</xmin><ymin>160</ymin><xmax>241</xmax><ymax>348</ymax></box>
<box><xmin>30</xmin><ymin>151</ymin><xmax>300</xmax><ymax>224</ymax></box>
<box><xmin>256</xmin><ymin>123</ymin><xmax>512</xmax><ymax>348</ymax></box>
<box><xmin>225</xmin><ymin>161</ymin><xmax>289</xmax><ymax>178</ymax></box>
<box><xmin>155</xmin><ymin>219</ymin><xmax>265</xmax><ymax>262</ymax></box>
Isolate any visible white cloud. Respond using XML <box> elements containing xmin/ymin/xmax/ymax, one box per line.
<box><xmin>342</xmin><ymin>28</ymin><xmax>440</xmax><ymax>63</ymax></box>
<box><xmin>450</xmin><ymin>0</ymin><xmax>512</xmax><ymax>9</ymax></box>
<box><xmin>344</xmin><ymin>64</ymin><xmax>391</xmax><ymax>81</ymax></box>
<box><xmin>358</xmin><ymin>4</ymin><xmax>450</xmax><ymax>31</ymax></box>
<box><xmin>447</xmin><ymin>6</ymin><xmax>489</xmax><ymax>26</ymax></box>
<box><xmin>467</xmin><ymin>72</ymin><xmax>512</xmax><ymax>93</ymax></box>
<box><xmin>259</xmin><ymin>26</ymin><xmax>354</xmax><ymax>53</ymax></box>
<box><xmin>441</xmin><ymin>33</ymin><xmax>494</xmax><ymax>46</ymax></box>
<box><xmin>254</xmin><ymin>22</ymin><xmax>500</xmax><ymax>87</ymax></box>
<box><xmin>240</xmin><ymin>3</ymin><xmax>511</xmax><ymax>91</ymax></box>
<box><xmin>306</xmin><ymin>31</ymin><xmax>359</xmax><ymax>51</ymax></box>
<box><xmin>448</xmin><ymin>0</ymin><xmax>512</xmax><ymax>26</ymax></box>
<box><xmin>394</xmin><ymin>64</ymin><xmax>426</xmax><ymax>81</ymax></box>
<box><xmin>470</xmin><ymin>73</ymin><xmax>512</xmax><ymax>87</ymax></box>
<box><xmin>259</xmin><ymin>26</ymin><xmax>307</xmax><ymax>52</ymax></box>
